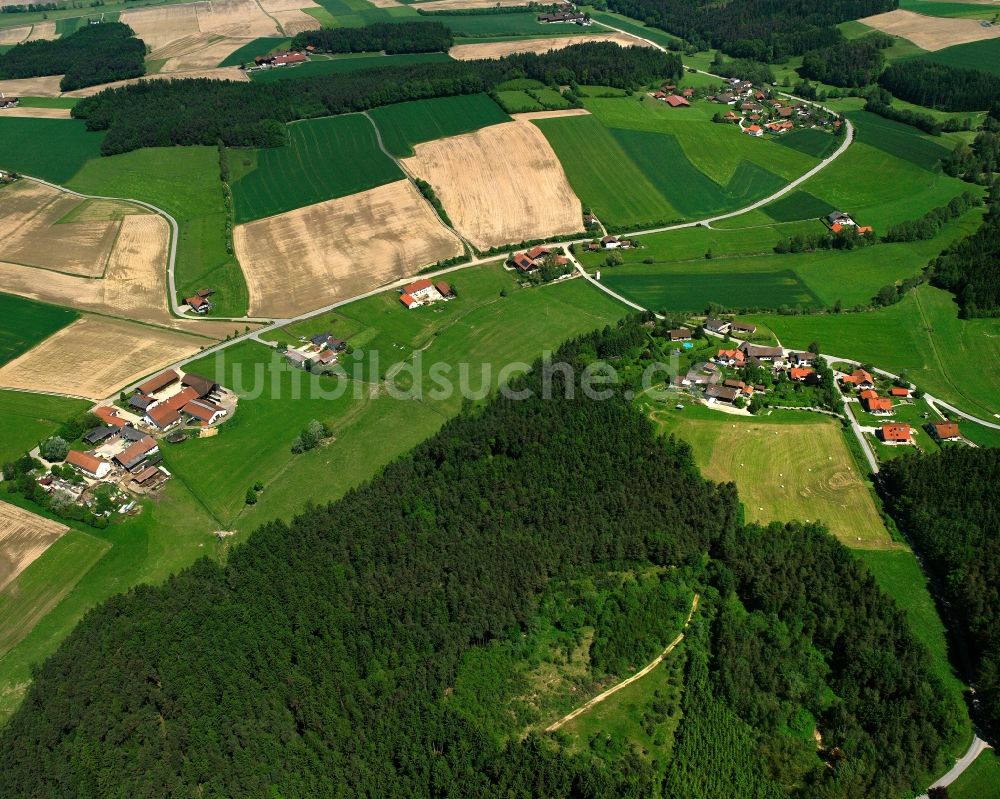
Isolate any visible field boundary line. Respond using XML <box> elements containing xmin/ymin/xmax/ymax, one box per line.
<box><xmin>546</xmin><ymin>592</ymin><xmax>699</xmax><ymax>733</ymax></box>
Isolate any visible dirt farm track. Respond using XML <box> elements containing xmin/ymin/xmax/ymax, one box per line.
<box><xmin>402</xmin><ymin>121</ymin><xmax>583</xmax><ymax>250</ymax></box>
<box><xmin>0</xmin><ymin>501</ymin><xmax>68</xmax><ymax>593</ymax></box>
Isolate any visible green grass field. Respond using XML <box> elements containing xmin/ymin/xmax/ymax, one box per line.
<box><xmin>649</xmin><ymin>404</ymin><xmax>893</xmax><ymax>548</ymax></box>
<box><xmin>762</xmin><ymin>190</ymin><xmax>837</xmax><ymax>222</ymax></box>
<box><xmin>897</xmin><ymin>0</ymin><xmax>994</xmax><ymax>17</ymax></box>
<box><xmin>249</xmin><ymin>52</ymin><xmax>453</xmax><ymax>82</ymax></box>
<box><xmin>67</xmin><ymin>146</ymin><xmax>248</xmax><ymax>316</ymax></box>
<box><xmin>432</xmin><ymin>12</ymin><xmax>589</xmax><ymax>37</ymax></box>
<box><xmin>13</xmin><ymin>96</ymin><xmax>79</xmax><ymax>109</ymax></box>
<box><xmin>857</xmin><ymin>548</ymin><xmax>972</xmax><ymax>755</ymax></box>
<box><xmin>849</xmin><ymin>110</ymin><xmax>954</xmax><ymax>172</ymax></box>
<box><xmin>0</xmin><ymin>480</ymin><xmax>222</xmax><ymax>725</ymax></box>
<box><xmin>748</xmin><ymin>286</ymin><xmax>1000</xmax><ymax>418</ymax></box>
<box><xmin>536</xmin><ymin>115</ymin><xmax>680</xmax><ymax>228</ymax></box>
<box><xmin>0</xmin><ymin>390</ymin><xmax>91</xmax><ymax>465</ymax></box>
<box><xmin>218</xmin><ymin>36</ymin><xmax>289</xmax><ymax>67</ymax></box>
<box><xmin>495</xmin><ymin>89</ymin><xmax>544</xmax><ymax>113</ymax></box>
<box><xmin>775</xmin><ymin>128</ymin><xmax>839</xmax><ymax>159</ymax></box>
<box><xmin>0</xmin><ymin>293</ymin><xmax>78</xmax><ymax>368</ymax></box>
<box><xmin>0</xmin><ymin>119</ymin><xmax>103</xmax><ymax>184</ymax></box>
<box><xmin>587</xmin><ymin>10</ymin><xmax>682</xmax><ymax>49</ymax></box>
<box><xmin>919</xmin><ymin>38</ymin><xmax>1000</xmax><ymax>77</ymax></box>
<box><xmin>0</xmin><ymin>529</ymin><xmax>110</xmax><ymax>661</ymax></box>
<box><xmin>310</xmin><ymin>0</ymin><xmax>418</xmax><ymax>27</ymax></box>
<box><xmin>369</xmin><ymin>94</ymin><xmax>509</xmax><ymax>156</ymax></box>
<box><xmin>232</xmin><ymin>114</ymin><xmax>401</xmax><ymax>224</ymax></box>
<box><xmin>950</xmin><ymin>749</ymin><xmax>1000</xmax><ymax>799</ymax></box>
<box><xmin>201</xmin><ymin>266</ymin><xmax>629</xmax><ymax>533</ymax></box>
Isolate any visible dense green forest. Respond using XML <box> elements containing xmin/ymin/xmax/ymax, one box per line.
<box><xmin>0</xmin><ymin>320</ymin><xmax>961</xmax><ymax>798</ymax></box>
<box><xmin>798</xmin><ymin>33</ymin><xmax>891</xmax><ymax>88</ymax></box>
<box><xmin>879</xmin><ymin>60</ymin><xmax>1000</xmax><ymax>112</ymax></box>
<box><xmin>290</xmin><ymin>21</ymin><xmax>452</xmax><ymax>55</ymax></box>
<box><xmin>73</xmin><ymin>43</ymin><xmax>681</xmax><ymax>154</ymax></box>
<box><xmin>929</xmin><ymin>184</ymin><xmax>1000</xmax><ymax>317</ymax></box>
<box><xmin>879</xmin><ymin>447</ymin><xmax>1000</xmax><ymax>737</ymax></box>
<box><xmin>604</xmin><ymin>0</ymin><xmax>892</xmax><ymax>60</ymax></box>
<box><xmin>0</xmin><ymin>22</ymin><xmax>144</xmax><ymax>91</ymax></box>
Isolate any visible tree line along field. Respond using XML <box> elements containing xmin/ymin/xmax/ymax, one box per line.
<box><xmin>368</xmin><ymin>93</ymin><xmax>509</xmax><ymax>157</ymax></box>
<box><xmin>248</xmin><ymin>52</ymin><xmax>453</xmax><ymax>83</ymax></box>
<box><xmin>0</xmin><ymin>294</ymin><xmax>78</xmax><ymax>367</ymax></box>
<box><xmin>749</xmin><ymin>285</ymin><xmax>1000</xmax><ymax>418</ymax></box>
<box><xmin>166</xmin><ymin>265</ymin><xmax>627</xmax><ymax>533</ymax></box>
<box><xmin>586</xmin><ymin>203</ymin><xmax>984</xmax><ymax>312</ymax></box>
<box><xmin>918</xmin><ymin>38</ymin><xmax>1000</xmax><ymax>77</ymax></box>
<box><xmin>231</xmin><ymin>114</ymin><xmax>402</xmax><ymax>224</ymax></box>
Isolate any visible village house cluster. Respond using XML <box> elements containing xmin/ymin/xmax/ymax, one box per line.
<box><xmin>537</xmin><ymin>2</ymin><xmax>590</xmax><ymax>24</ymax></box>
<box><xmin>239</xmin><ymin>49</ymin><xmax>311</xmax><ymax>72</ymax></box>
<box><xmin>711</xmin><ymin>78</ymin><xmax>840</xmax><ymax>138</ymax></box>
<box><xmin>510</xmin><ymin>245</ymin><xmax>569</xmax><ymax>273</ymax></box>
<box><xmin>826</xmin><ymin>210</ymin><xmax>872</xmax><ymax>236</ymax></box>
<box><xmin>284</xmin><ymin>331</ymin><xmax>349</xmax><ymax>370</ymax></box>
<box><xmin>399</xmin><ymin>277</ymin><xmax>455</xmax><ymax>309</ymax></box>
<box><xmin>0</xmin><ymin>94</ymin><xmax>20</xmax><ymax>110</ymax></box>
<box><xmin>39</xmin><ymin>369</ymin><xmax>235</xmax><ymax>508</ymax></box>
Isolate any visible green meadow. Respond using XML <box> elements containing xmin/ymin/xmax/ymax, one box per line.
<box><xmin>749</xmin><ymin>286</ymin><xmax>1000</xmax><ymax>418</ymax></box>
<box><xmin>0</xmin><ymin>390</ymin><xmax>91</xmax><ymax>465</ymax></box>
<box><xmin>950</xmin><ymin>749</ymin><xmax>1000</xmax><ymax>799</ymax></box>
<box><xmin>175</xmin><ymin>265</ymin><xmax>627</xmax><ymax>533</ymax></box>
<box><xmin>919</xmin><ymin>38</ymin><xmax>1000</xmax><ymax>77</ymax></box>
<box><xmin>232</xmin><ymin>114</ymin><xmax>402</xmax><ymax>223</ymax></box>
<box><xmin>218</xmin><ymin>37</ymin><xmax>289</xmax><ymax>67</ymax></box>
<box><xmin>67</xmin><ymin>147</ymin><xmax>248</xmax><ymax>316</ymax></box>
<box><xmin>495</xmin><ymin>90</ymin><xmax>544</xmax><ymax>113</ymax></box>
<box><xmin>0</xmin><ymin>294</ymin><xmax>78</xmax><ymax>368</ymax></box>
<box><xmin>0</xmin><ymin>119</ymin><xmax>103</xmax><ymax>184</ymax></box>
<box><xmin>434</xmin><ymin>12</ymin><xmax>589</xmax><ymax>38</ymax></box>
<box><xmin>311</xmin><ymin>0</ymin><xmax>418</xmax><ymax>27</ymax></box>
<box><xmin>369</xmin><ymin>93</ymin><xmax>509</xmax><ymax>156</ymax></box>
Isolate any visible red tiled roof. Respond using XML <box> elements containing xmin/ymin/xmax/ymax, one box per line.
<box><xmin>66</xmin><ymin>449</ymin><xmax>106</xmax><ymax>475</ymax></box>
<box><xmin>183</xmin><ymin>399</ymin><xmax>223</xmax><ymax>423</ymax></box>
<box><xmin>403</xmin><ymin>278</ymin><xmax>433</xmax><ymax>294</ymax></box>
<box><xmin>513</xmin><ymin>254</ymin><xmax>535</xmax><ymax>271</ymax></box>
<box><xmin>400</xmin><ymin>293</ymin><xmax>417</xmax><ymax>308</ymax></box>
<box><xmin>186</xmin><ymin>296</ymin><xmax>209</xmax><ymax>309</ymax></box>
<box><xmin>860</xmin><ymin>389</ymin><xmax>878</xmax><ymax>400</ymax></box>
<box><xmin>526</xmin><ymin>245</ymin><xmax>549</xmax><ymax>260</ymax></box>
<box><xmin>132</xmin><ymin>465</ymin><xmax>160</xmax><ymax>483</ymax></box>
<box><xmin>933</xmin><ymin>422</ymin><xmax>960</xmax><ymax>439</ymax></box>
<box><xmin>842</xmin><ymin>369</ymin><xmax>873</xmax><ymax>386</ymax></box>
<box><xmin>890</xmin><ymin>386</ymin><xmax>910</xmax><ymax>397</ymax></box>
<box><xmin>94</xmin><ymin>406</ymin><xmax>128</xmax><ymax>428</ymax></box>
<box><xmin>865</xmin><ymin>396</ymin><xmax>893</xmax><ymax>413</ymax></box>
<box><xmin>790</xmin><ymin>367</ymin><xmax>814</xmax><ymax>380</ymax></box>
<box><xmin>137</xmin><ymin>369</ymin><xmax>180</xmax><ymax>395</ymax></box>
<box><xmin>665</xmin><ymin>94</ymin><xmax>690</xmax><ymax>107</ymax></box>
<box><xmin>435</xmin><ymin>281</ymin><xmax>452</xmax><ymax>296</ymax></box>
<box><xmin>116</xmin><ymin>436</ymin><xmax>158</xmax><ymax>467</ymax></box>
<box><xmin>881</xmin><ymin>424</ymin><xmax>910</xmax><ymax>442</ymax></box>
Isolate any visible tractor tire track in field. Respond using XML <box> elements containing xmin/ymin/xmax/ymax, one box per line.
<box><xmin>545</xmin><ymin>593</ymin><xmax>700</xmax><ymax>733</ymax></box>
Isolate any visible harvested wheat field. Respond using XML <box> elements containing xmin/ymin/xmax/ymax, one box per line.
<box><xmin>24</xmin><ymin>20</ymin><xmax>55</xmax><ymax>41</ymax></box>
<box><xmin>235</xmin><ymin>179</ymin><xmax>464</xmax><ymax>317</ymax></box>
<box><xmin>259</xmin><ymin>0</ymin><xmax>322</xmax><ymax>35</ymax></box>
<box><xmin>0</xmin><ymin>106</ymin><xmax>71</xmax><ymax>119</ymax></box>
<box><xmin>0</xmin><ymin>75</ymin><xmax>63</xmax><ymax>97</ymax></box>
<box><xmin>450</xmin><ymin>33</ymin><xmax>644</xmax><ymax>60</ymax></box>
<box><xmin>0</xmin><ymin>181</ymin><xmax>144</xmax><ymax>278</ymax></box>
<box><xmin>415</xmin><ymin>0</ymin><xmax>532</xmax><ymax>9</ymax></box>
<box><xmin>157</xmin><ymin>36</ymin><xmax>248</xmax><ymax>73</ymax></box>
<box><xmin>0</xmin><ymin>315</ymin><xmax>208</xmax><ymax>399</ymax></box>
<box><xmin>0</xmin><ymin>501</ymin><xmax>68</xmax><ymax>593</ymax></box>
<box><xmin>0</xmin><ymin>25</ymin><xmax>29</xmax><ymax>45</ymax></box>
<box><xmin>120</xmin><ymin>3</ymin><xmax>201</xmax><ymax>50</ymax></box>
<box><xmin>860</xmin><ymin>9</ymin><xmax>1000</xmax><ymax>50</ymax></box>
<box><xmin>402</xmin><ymin>122</ymin><xmax>582</xmax><ymax>249</ymax></box>
<box><xmin>365</xmin><ymin>0</ymin><xmax>401</xmax><ymax>6</ymax></box>
<box><xmin>511</xmin><ymin>108</ymin><xmax>591</xmax><ymax>121</ymax></box>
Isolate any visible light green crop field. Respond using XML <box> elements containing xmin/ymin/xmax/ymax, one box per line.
<box><xmin>0</xmin><ymin>390</ymin><xmax>91</xmax><ymax>466</ymax></box>
<box><xmin>218</xmin><ymin>36</ymin><xmax>290</xmax><ymax>67</ymax></box>
<box><xmin>232</xmin><ymin>114</ymin><xmax>402</xmax><ymax>224</ymax></box>
<box><xmin>0</xmin><ymin>481</ymin><xmax>222</xmax><ymax>725</ymax></box>
<box><xmin>171</xmin><ymin>266</ymin><xmax>628</xmax><ymax>533</ymax></box>
<box><xmin>897</xmin><ymin>0</ymin><xmax>994</xmax><ymax>18</ymax></box>
<box><xmin>650</xmin><ymin>404</ymin><xmax>894</xmax><ymax>548</ymax></box>
<box><xmin>0</xmin><ymin>0</ymin><xmax>186</xmax><ymax>34</ymax></box>
<box><xmin>587</xmin><ymin>10</ymin><xmax>682</xmax><ymax>49</ymax></box>
<box><xmin>0</xmin><ymin>293</ymin><xmax>78</xmax><ymax>368</ymax></box>
<box><xmin>369</xmin><ymin>94</ymin><xmax>509</xmax><ymax>157</ymax></box>
<box><xmin>857</xmin><ymin>548</ymin><xmax>972</xmax><ymax>754</ymax></box>
<box><xmin>13</xmin><ymin>97</ymin><xmax>79</xmax><ymax>109</ymax></box>
<box><xmin>431</xmin><ymin>12</ymin><xmax>589</xmax><ymax>37</ymax></box>
<box><xmin>535</xmin><ymin>115</ymin><xmax>681</xmax><ymax>228</ymax></box>
<box><xmin>0</xmin><ymin>119</ymin><xmax>103</xmax><ymax>184</ymax></box>
<box><xmin>748</xmin><ymin>286</ymin><xmax>1000</xmax><ymax>418</ymax></box>
<box><xmin>66</xmin><ymin>146</ymin><xmax>248</xmax><ymax>316</ymax></box>
<box><xmin>0</xmin><ymin>530</ymin><xmax>110</xmax><ymax>662</ymax></box>
<box><xmin>950</xmin><ymin>749</ymin><xmax>1000</xmax><ymax>799</ymax></box>
<box><xmin>919</xmin><ymin>38</ymin><xmax>1000</xmax><ymax>77</ymax></box>
<box><xmin>495</xmin><ymin>90</ymin><xmax>545</xmax><ymax>113</ymax></box>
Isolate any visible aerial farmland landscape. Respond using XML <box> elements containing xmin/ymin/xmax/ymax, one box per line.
<box><xmin>0</xmin><ymin>0</ymin><xmax>998</xmax><ymax>794</ymax></box>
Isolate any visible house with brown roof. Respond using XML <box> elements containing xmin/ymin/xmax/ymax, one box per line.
<box><xmin>738</xmin><ymin>341</ymin><xmax>782</xmax><ymax>361</ymax></box>
<box><xmin>861</xmin><ymin>391</ymin><xmax>893</xmax><ymax>415</ymax></box>
<box><xmin>402</xmin><ymin>279</ymin><xmax>437</xmax><ymax>302</ymax></box>
<box><xmin>185</xmin><ymin>295</ymin><xmax>212</xmax><ymax>314</ymax></box>
<box><xmin>137</xmin><ymin>369</ymin><xmax>180</xmax><ymax>396</ymax></box>
<box><xmin>669</xmin><ymin>328</ymin><xmax>692</xmax><ymax>341</ymax></box>
<box><xmin>731</xmin><ymin>322</ymin><xmax>757</xmax><ymax>336</ymax></box>
<box><xmin>435</xmin><ymin>281</ymin><xmax>454</xmax><ymax>298</ymax></box>
<box><xmin>400</xmin><ymin>293</ymin><xmax>420</xmax><ymax>310</ymax></box>
<box><xmin>183</xmin><ymin>399</ymin><xmax>227</xmax><ymax>426</ymax></box>
<box><xmin>665</xmin><ymin>94</ymin><xmax>690</xmax><ymax>107</ymax></box>
<box><xmin>715</xmin><ymin>348</ymin><xmax>745</xmax><ymax>367</ymax></box>
<box><xmin>0</xmin><ymin>95</ymin><xmax>20</xmax><ymax>109</ymax></box>
<box><xmin>181</xmin><ymin>372</ymin><xmax>218</xmax><ymax>399</ymax></box>
<box><xmin>930</xmin><ymin>422</ymin><xmax>961</xmax><ymax>441</ymax></box>
<box><xmin>601</xmin><ymin>235</ymin><xmax>620</xmax><ymax>249</ymax></box>
<box><xmin>879</xmin><ymin>424</ymin><xmax>911</xmax><ymax>444</ymax></box>
<box><xmin>841</xmin><ymin>369</ymin><xmax>874</xmax><ymax>390</ymax></box>
<box><xmin>705</xmin><ymin>318</ymin><xmax>731</xmax><ymax>335</ymax></box>
<box><xmin>790</xmin><ymin>367</ymin><xmax>814</xmax><ymax>381</ymax></box>
<box><xmin>144</xmin><ymin>387</ymin><xmax>199</xmax><ymax>430</ymax></box>
<box><xmin>94</xmin><ymin>406</ymin><xmax>129</xmax><ymax>429</ymax></box>
<box><xmin>66</xmin><ymin>449</ymin><xmax>111</xmax><ymax>480</ymax></box>
<box><xmin>705</xmin><ymin>385</ymin><xmax>739</xmax><ymax>403</ymax></box>
<box><xmin>744</xmin><ymin>124</ymin><xmax>763</xmax><ymax>137</ymax></box>
<box><xmin>890</xmin><ymin>386</ymin><xmax>910</xmax><ymax>398</ymax></box>
<box><xmin>115</xmin><ymin>436</ymin><xmax>159</xmax><ymax>471</ymax></box>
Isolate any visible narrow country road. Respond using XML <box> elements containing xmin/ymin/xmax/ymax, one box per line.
<box><xmin>917</xmin><ymin>736</ymin><xmax>992</xmax><ymax>799</ymax></box>
<box><xmin>546</xmin><ymin>593</ymin><xmax>700</xmax><ymax>733</ymax></box>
